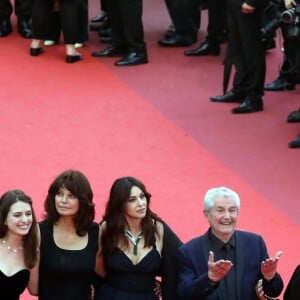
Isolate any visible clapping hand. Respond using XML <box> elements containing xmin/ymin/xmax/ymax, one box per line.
<box><xmin>261</xmin><ymin>251</ymin><xmax>283</xmax><ymax>281</ymax></box>
<box><xmin>207</xmin><ymin>251</ymin><xmax>233</xmax><ymax>283</ymax></box>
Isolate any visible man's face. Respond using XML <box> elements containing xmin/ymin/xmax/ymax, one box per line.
<box><xmin>204</xmin><ymin>196</ymin><xmax>239</xmax><ymax>242</ymax></box>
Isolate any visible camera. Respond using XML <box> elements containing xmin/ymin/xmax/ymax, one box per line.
<box><xmin>281</xmin><ymin>4</ymin><xmax>300</xmax><ymax>39</ymax></box>
<box><xmin>261</xmin><ymin>1</ymin><xmax>300</xmax><ymax>39</ymax></box>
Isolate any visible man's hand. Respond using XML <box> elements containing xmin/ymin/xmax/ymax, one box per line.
<box><xmin>255</xmin><ymin>279</ymin><xmax>266</xmax><ymax>300</ymax></box>
<box><xmin>207</xmin><ymin>251</ymin><xmax>233</xmax><ymax>283</ymax></box>
<box><xmin>261</xmin><ymin>251</ymin><xmax>283</xmax><ymax>281</ymax></box>
<box><xmin>242</xmin><ymin>3</ymin><xmax>255</xmax><ymax>14</ymax></box>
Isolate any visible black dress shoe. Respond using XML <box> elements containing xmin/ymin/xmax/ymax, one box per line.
<box><xmin>0</xmin><ymin>19</ymin><xmax>12</xmax><ymax>37</ymax></box>
<box><xmin>288</xmin><ymin>136</ymin><xmax>300</xmax><ymax>148</ymax></box>
<box><xmin>264</xmin><ymin>77</ymin><xmax>295</xmax><ymax>91</ymax></box>
<box><xmin>184</xmin><ymin>41</ymin><xmax>220</xmax><ymax>56</ymax></box>
<box><xmin>66</xmin><ymin>54</ymin><xmax>83</xmax><ymax>63</ymax></box>
<box><xmin>92</xmin><ymin>46</ymin><xmax>127</xmax><ymax>57</ymax></box>
<box><xmin>18</xmin><ymin>20</ymin><xmax>32</xmax><ymax>38</ymax></box>
<box><xmin>232</xmin><ymin>99</ymin><xmax>263</xmax><ymax>114</ymax></box>
<box><xmin>158</xmin><ymin>34</ymin><xmax>196</xmax><ymax>47</ymax></box>
<box><xmin>30</xmin><ymin>47</ymin><xmax>44</xmax><ymax>56</ymax></box>
<box><xmin>287</xmin><ymin>109</ymin><xmax>300</xmax><ymax>123</ymax></box>
<box><xmin>210</xmin><ymin>90</ymin><xmax>243</xmax><ymax>103</ymax></box>
<box><xmin>91</xmin><ymin>12</ymin><xmax>107</xmax><ymax>23</ymax></box>
<box><xmin>115</xmin><ymin>52</ymin><xmax>148</xmax><ymax>66</ymax></box>
<box><xmin>262</xmin><ymin>38</ymin><xmax>276</xmax><ymax>51</ymax></box>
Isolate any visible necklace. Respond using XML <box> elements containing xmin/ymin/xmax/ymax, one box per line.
<box><xmin>1</xmin><ymin>239</ymin><xmax>23</xmax><ymax>253</ymax></box>
<box><xmin>124</xmin><ymin>230</ymin><xmax>143</xmax><ymax>256</ymax></box>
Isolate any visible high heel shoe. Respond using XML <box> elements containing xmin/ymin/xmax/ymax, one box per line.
<box><xmin>30</xmin><ymin>47</ymin><xmax>44</xmax><ymax>56</ymax></box>
<box><xmin>66</xmin><ymin>54</ymin><xmax>83</xmax><ymax>63</ymax></box>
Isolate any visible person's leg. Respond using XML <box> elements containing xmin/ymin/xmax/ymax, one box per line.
<box><xmin>0</xmin><ymin>0</ymin><xmax>13</xmax><ymax>36</ymax></box>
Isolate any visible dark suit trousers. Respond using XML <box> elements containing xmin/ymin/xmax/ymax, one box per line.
<box><xmin>165</xmin><ymin>0</ymin><xmax>199</xmax><ymax>38</ymax></box>
<box><xmin>228</xmin><ymin>4</ymin><xmax>266</xmax><ymax>100</ymax></box>
<box><xmin>32</xmin><ymin>0</ymin><xmax>85</xmax><ymax>44</ymax></box>
<box><xmin>207</xmin><ymin>0</ymin><xmax>227</xmax><ymax>43</ymax></box>
<box><xmin>0</xmin><ymin>0</ymin><xmax>33</xmax><ymax>21</ymax></box>
<box><xmin>109</xmin><ymin>0</ymin><xmax>145</xmax><ymax>52</ymax></box>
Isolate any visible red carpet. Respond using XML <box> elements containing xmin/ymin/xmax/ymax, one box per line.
<box><xmin>0</xmin><ymin>1</ymin><xmax>299</xmax><ymax>299</ymax></box>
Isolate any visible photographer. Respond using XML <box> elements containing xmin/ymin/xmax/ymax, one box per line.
<box><xmin>264</xmin><ymin>0</ymin><xmax>300</xmax><ymax>91</ymax></box>
<box><xmin>264</xmin><ymin>0</ymin><xmax>300</xmax><ymax>148</ymax></box>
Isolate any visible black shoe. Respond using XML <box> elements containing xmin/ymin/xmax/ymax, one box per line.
<box><xmin>91</xmin><ymin>45</ymin><xmax>127</xmax><ymax>57</ymax></box>
<box><xmin>18</xmin><ymin>20</ymin><xmax>32</xmax><ymax>38</ymax></box>
<box><xmin>184</xmin><ymin>41</ymin><xmax>220</xmax><ymax>56</ymax></box>
<box><xmin>263</xmin><ymin>38</ymin><xmax>276</xmax><ymax>51</ymax></box>
<box><xmin>158</xmin><ymin>34</ymin><xmax>196</xmax><ymax>47</ymax></box>
<box><xmin>210</xmin><ymin>90</ymin><xmax>243</xmax><ymax>103</ymax></box>
<box><xmin>288</xmin><ymin>136</ymin><xmax>300</xmax><ymax>148</ymax></box>
<box><xmin>98</xmin><ymin>27</ymin><xmax>112</xmax><ymax>38</ymax></box>
<box><xmin>0</xmin><ymin>19</ymin><xmax>12</xmax><ymax>37</ymax></box>
<box><xmin>287</xmin><ymin>109</ymin><xmax>300</xmax><ymax>123</ymax></box>
<box><xmin>115</xmin><ymin>52</ymin><xmax>148</xmax><ymax>66</ymax></box>
<box><xmin>232</xmin><ymin>99</ymin><xmax>263</xmax><ymax>114</ymax></box>
<box><xmin>91</xmin><ymin>12</ymin><xmax>107</xmax><ymax>23</ymax></box>
<box><xmin>66</xmin><ymin>54</ymin><xmax>83</xmax><ymax>63</ymax></box>
<box><xmin>30</xmin><ymin>47</ymin><xmax>44</xmax><ymax>56</ymax></box>
<box><xmin>264</xmin><ymin>77</ymin><xmax>295</xmax><ymax>91</ymax></box>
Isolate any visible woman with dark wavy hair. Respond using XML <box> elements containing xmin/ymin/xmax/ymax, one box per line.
<box><xmin>94</xmin><ymin>176</ymin><xmax>182</xmax><ymax>300</ymax></box>
<box><xmin>28</xmin><ymin>169</ymin><xmax>99</xmax><ymax>300</ymax></box>
<box><xmin>0</xmin><ymin>189</ymin><xmax>39</xmax><ymax>299</ymax></box>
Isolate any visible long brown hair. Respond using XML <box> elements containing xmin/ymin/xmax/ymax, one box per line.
<box><xmin>0</xmin><ymin>189</ymin><xmax>39</xmax><ymax>269</ymax></box>
<box><xmin>43</xmin><ymin>170</ymin><xmax>95</xmax><ymax>236</ymax></box>
<box><xmin>101</xmin><ymin>177</ymin><xmax>162</xmax><ymax>256</ymax></box>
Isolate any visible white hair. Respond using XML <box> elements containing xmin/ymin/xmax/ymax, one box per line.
<box><xmin>204</xmin><ymin>187</ymin><xmax>240</xmax><ymax>212</ymax></box>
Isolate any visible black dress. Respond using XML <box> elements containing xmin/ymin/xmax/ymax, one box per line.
<box><xmin>95</xmin><ymin>246</ymin><xmax>161</xmax><ymax>300</ymax></box>
<box><xmin>38</xmin><ymin>221</ymin><xmax>99</xmax><ymax>300</ymax></box>
<box><xmin>0</xmin><ymin>269</ymin><xmax>29</xmax><ymax>300</ymax></box>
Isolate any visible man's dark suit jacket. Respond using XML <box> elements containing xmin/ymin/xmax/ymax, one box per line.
<box><xmin>178</xmin><ymin>229</ymin><xmax>284</xmax><ymax>300</ymax></box>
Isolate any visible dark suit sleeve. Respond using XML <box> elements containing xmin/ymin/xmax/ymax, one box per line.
<box><xmin>177</xmin><ymin>245</ymin><xmax>218</xmax><ymax>299</ymax></box>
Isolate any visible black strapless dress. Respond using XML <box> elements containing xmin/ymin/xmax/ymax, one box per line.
<box><xmin>95</xmin><ymin>246</ymin><xmax>161</xmax><ymax>300</ymax></box>
<box><xmin>0</xmin><ymin>269</ymin><xmax>30</xmax><ymax>300</ymax></box>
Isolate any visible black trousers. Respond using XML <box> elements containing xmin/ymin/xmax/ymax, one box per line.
<box><xmin>109</xmin><ymin>0</ymin><xmax>145</xmax><ymax>52</ymax></box>
<box><xmin>32</xmin><ymin>0</ymin><xmax>86</xmax><ymax>44</ymax></box>
<box><xmin>0</xmin><ymin>0</ymin><xmax>33</xmax><ymax>21</ymax></box>
<box><xmin>228</xmin><ymin>4</ymin><xmax>266</xmax><ymax>100</ymax></box>
<box><xmin>165</xmin><ymin>0</ymin><xmax>199</xmax><ymax>38</ymax></box>
<box><xmin>279</xmin><ymin>23</ymin><xmax>300</xmax><ymax>83</ymax></box>
<box><xmin>207</xmin><ymin>0</ymin><xmax>227</xmax><ymax>43</ymax></box>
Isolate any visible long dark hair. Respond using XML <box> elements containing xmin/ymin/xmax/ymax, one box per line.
<box><xmin>101</xmin><ymin>176</ymin><xmax>162</xmax><ymax>256</ymax></box>
<box><xmin>0</xmin><ymin>189</ymin><xmax>39</xmax><ymax>269</ymax></box>
<box><xmin>43</xmin><ymin>170</ymin><xmax>95</xmax><ymax>236</ymax></box>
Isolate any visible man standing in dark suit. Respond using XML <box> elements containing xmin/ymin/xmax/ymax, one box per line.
<box><xmin>210</xmin><ymin>0</ymin><xmax>268</xmax><ymax>113</ymax></box>
<box><xmin>177</xmin><ymin>186</ymin><xmax>284</xmax><ymax>300</ymax></box>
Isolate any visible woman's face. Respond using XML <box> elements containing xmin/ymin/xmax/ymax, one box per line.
<box><xmin>55</xmin><ymin>186</ymin><xmax>80</xmax><ymax>217</ymax></box>
<box><xmin>124</xmin><ymin>186</ymin><xmax>147</xmax><ymax>221</ymax></box>
<box><xmin>6</xmin><ymin>201</ymin><xmax>33</xmax><ymax>236</ymax></box>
